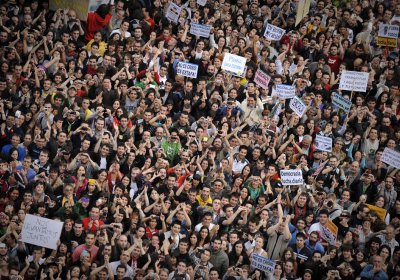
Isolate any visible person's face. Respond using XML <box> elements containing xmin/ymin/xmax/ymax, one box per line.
<box><xmin>85</xmin><ymin>234</ymin><xmax>95</xmax><ymax>246</ymax></box>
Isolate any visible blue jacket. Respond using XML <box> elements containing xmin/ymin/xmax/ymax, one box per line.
<box><xmin>360</xmin><ymin>264</ymin><xmax>388</xmax><ymax>280</ymax></box>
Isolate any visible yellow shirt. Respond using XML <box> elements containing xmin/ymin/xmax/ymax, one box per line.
<box><xmin>196</xmin><ymin>195</ymin><xmax>212</xmax><ymax>207</ymax></box>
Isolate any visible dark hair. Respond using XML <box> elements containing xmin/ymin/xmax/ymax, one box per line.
<box><xmin>96</xmin><ymin>4</ymin><xmax>110</xmax><ymax>19</ymax></box>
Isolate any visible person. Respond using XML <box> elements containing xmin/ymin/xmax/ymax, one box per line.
<box><xmin>360</xmin><ymin>255</ymin><xmax>389</xmax><ymax>280</ymax></box>
<box><xmin>209</xmin><ymin>238</ymin><xmax>229</xmax><ymax>277</ymax></box>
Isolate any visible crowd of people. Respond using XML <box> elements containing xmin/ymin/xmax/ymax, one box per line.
<box><xmin>0</xmin><ymin>0</ymin><xmax>400</xmax><ymax>279</ymax></box>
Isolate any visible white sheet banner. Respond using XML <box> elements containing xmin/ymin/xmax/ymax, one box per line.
<box><xmin>315</xmin><ymin>134</ymin><xmax>333</xmax><ymax>152</ymax></box>
<box><xmin>263</xmin><ymin>23</ymin><xmax>286</xmax><ymax>41</ymax></box>
<box><xmin>165</xmin><ymin>3</ymin><xmax>182</xmax><ymax>23</ymax></box>
<box><xmin>332</xmin><ymin>93</ymin><xmax>352</xmax><ymax>112</ymax></box>
<box><xmin>381</xmin><ymin>148</ymin><xmax>400</xmax><ymax>169</ymax></box>
<box><xmin>290</xmin><ymin>96</ymin><xmax>307</xmax><ymax>117</ymax></box>
<box><xmin>190</xmin><ymin>23</ymin><xmax>211</xmax><ymax>38</ymax></box>
<box><xmin>254</xmin><ymin>69</ymin><xmax>271</xmax><ymax>89</ymax></box>
<box><xmin>251</xmin><ymin>254</ymin><xmax>276</xmax><ymax>274</ymax></box>
<box><xmin>276</xmin><ymin>84</ymin><xmax>295</xmax><ymax>99</ymax></box>
<box><xmin>378</xmin><ymin>24</ymin><xmax>399</xmax><ymax>39</ymax></box>
<box><xmin>339</xmin><ymin>71</ymin><xmax>369</xmax><ymax>92</ymax></box>
<box><xmin>280</xmin><ymin>169</ymin><xmax>304</xmax><ymax>185</ymax></box>
<box><xmin>221</xmin><ymin>53</ymin><xmax>247</xmax><ymax>76</ymax></box>
<box><xmin>21</xmin><ymin>214</ymin><xmax>64</xmax><ymax>250</ymax></box>
<box><xmin>176</xmin><ymin>62</ymin><xmax>199</xmax><ymax>78</ymax></box>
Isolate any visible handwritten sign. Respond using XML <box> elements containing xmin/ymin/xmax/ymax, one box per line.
<box><xmin>366</xmin><ymin>204</ymin><xmax>387</xmax><ymax>221</ymax></box>
<box><xmin>221</xmin><ymin>53</ymin><xmax>247</xmax><ymax>76</ymax></box>
<box><xmin>332</xmin><ymin>93</ymin><xmax>352</xmax><ymax>112</ymax></box>
<box><xmin>339</xmin><ymin>71</ymin><xmax>369</xmax><ymax>92</ymax></box>
<box><xmin>315</xmin><ymin>134</ymin><xmax>332</xmax><ymax>152</ymax></box>
<box><xmin>190</xmin><ymin>23</ymin><xmax>211</xmax><ymax>38</ymax></box>
<box><xmin>254</xmin><ymin>69</ymin><xmax>271</xmax><ymax>89</ymax></box>
<box><xmin>21</xmin><ymin>214</ymin><xmax>64</xmax><ymax>250</ymax></box>
<box><xmin>276</xmin><ymin>84</ymin><xmax>295</xmax><ymax>99</ymax></box>
<box><xmin>264</xmin><ymin>23</ymin><xmax>286</xmax><ymax>41</ymax></box>
<box><xmin>381</xmin><ymin>147</ymin><xmax>400</xmax><ymax>169</ymax></box>
<box><xmin>320</xmin><ymin>220</ymin><xmax>338</xmax><ymax>246</ymax></box>
<box><xmin>290</xmin><ymin>96</ymin><xmax>307</xmax><ymax>117</ymax></box>
<box><xmin>176</xmin><ymin>62</ymin><xmax>199</xmax><ymax>78</ymax></box>
<box><xmin>280</xmin><ymin>169</ymin><xmax>304</xmax><ymax>185</ymax></box>
<box><xmin>378</xmin><ymin>24</ymin><xmax>399</xmax><ymax>38</ymax></box>
<box><xmin>251</xmin><ymin>254</ymin><xmax>276</xmax><ymax>274</ymax></box>
<box><xmin>165</xmin><ymin>3</ymin><xmax>182</xmax><ymax>23</ymax></box>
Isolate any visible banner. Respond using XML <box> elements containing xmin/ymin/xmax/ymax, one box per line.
<box><xmin>295</xmin><ymin>0</ymin><xmax>311</xmax><ymax>26</ymax></box>
<box><xmin>366</xmin><ymin>204</ymin><xmax>387</xmax><ymax>221</ymax></box>
<box><xmin>339</xmin><ymin>71</ymin><xmax>369</xmax><ymax>92</ymax></box>
<box><xmin>176</xmin><ymin>62</ymin><xmax>199</xmax><ymax>78</ymax></box>
<box><xmin>320</xmin><ymin>220</ymin><xmax>338</xmax><ymax>246</ymax></box>
<box><xmin>290</xmin><ymin>96</ymin><xmax>307</xmax><ymax>117</ymax></box>
<box><xmin>166</xmin><ymin>3</ymin><xmax>182</xmax><ymax>23</ymax></box>
<box><xmin>276</xmin><ymin>84</ymin><xmax>295</xmax><ymax>99</ymax></box>
<box><xmin>190</xmin><ymin>23</ymin><xmax>211</xmax><ymax>38</ymax></box>
<box><xmin>254</xmin><ymin>69</ymin><xmax>271</xmax><ymax>89</ymax></box>
<box><xmin>251</xmin><ymin>254</ymin><xmax>276</xmax><ymax>274</ymax></box>
<box><xmin>332</xmin><ymin>93</ymin><xmax>352</xmax><ymax>112</ymax></box>
<box><xmin>21</xmin><ymin>214</ymin><xmax>64</xmax><ymax>250</ymax></box>
<box><xmin>221</xmin><ymin>53</ymin><xmax>247</xmax><ymax>76</ymax></box>
<box><xmin>197</xmin><ymin>0</ymin><xmax>207</xmax><ymax>6</ymax></box>
<box><xmin>263</xmin><ymin>24</ymin><xmax>286</xmax><ymax>41</ymax></box>
<box><xmin>280</xmin><ymin>169</ymin><xmax>304</xmax><ymax>185</ymax></box>
<box><xmin>381</xmin><ymin>147</ymin><xmax>400</xmax><ymax>169</ymax></box>
<box><xmin>315</xmin><ymin>134</ymin><xmax>332</xmax><ymax>152</ymax></box>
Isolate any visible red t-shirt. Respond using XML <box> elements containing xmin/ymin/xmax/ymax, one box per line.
<box><xmin>327</xmin><ymin>55</ymin><xmax>341</xmax><ymax>74</ymax></box>
<box><xmin>82</xmin><ymin>217</ymin><xmax>104</xmax><ymax>233</ymax></box>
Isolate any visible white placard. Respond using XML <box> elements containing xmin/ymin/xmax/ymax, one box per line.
<box><xmin>290</xmin><ymin>96</ymin><xmax>307</xmax><ymax>117</ymax></box>
<box><xmin>315</xmin><ymin>134</ymin><xmax>332</xmax><ymax>152</ymax></box>
<box><xmin>176</xmin><ymin>62</ymin><xmax>199</xmax><ymax>78</ymax></box>
<box><xmin>251</xmin><ymin>254</ymin><xmax>276</xmax><ymax>274</ymax></box>
<box><xmin>165</xmin><ymin>3</ymin><xmax>182</xmax><ymax>23</ymax></box>
<box><xmin>221</xmin><ymin>53</ymin><xmax>247</xmax><ymax>76</ymax></box>
<box><xmin>21</xmin><ymin>214</ymin><xmax>64</xmax><ymax>250</ymax></box>
<box><xmin>254</xmin><ymin>69</ymin><xmax>271</xmax><ymax>89</ymax></box>
<box><xmin>263</xmin><ymin>23</ymin><xmax>286</xmax><ymax>41</ymax></box>
<box><xmin>381</xmin><ymin>148</ymin><xmax>400</xmax><ymax>169</ymax></box>
<box><xmin>190</xmin><ymin>23</ymin><xmax>211</xmax><ymax>38</ymax></box>
<box><xmin>332</xmin><ymin>93</ymin><xmax>352</xmax><ymax>112</ymax></box>
<box><xmin>280</xmin><ymin>169</ymin><xmax>304</xmax><ymax>185</ymax></box>
<box><xmin>339</xmin><ymin>71</ymin><xmax>369</xmax><ymax>92</ymax></box>
<box><xmin>275</xmin><ymin>84</ymin><xmax>295</xmax><ymax>99</ymax></box>
<box><xmin>378</xmin><ymin>24</ymin><xmax>399</xmax><ymax>39</ymax></box>
<box><xmin>197</xmin><ymin>0</ymin><xmax>207</xmax><ymax>6</ymax></box>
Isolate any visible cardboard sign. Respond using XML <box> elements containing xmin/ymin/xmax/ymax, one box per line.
<box><xmin>276</xmin><ymin>84</ymin><xmax>295</xmax><ymax>99</ymax></box>
<box><xmin>339</xmin><ymin>71</ymin><xmax>369</xmax><ymax>92</ymax></box>
<box><xmin>21</xmin><ymin>214</ymin><xmax>64</xmax><ymax>250</ymax></box>
<box><xmin>290</xmin><ymin>96</ymin><xmax>307</xmax><ymax>117</ymax></box>
<box><xmin>197</xmin><ymin>0</ymin><xmax>207</xmax><ymax>6</ymax></box>
<box><xmin>295</xmin><ymin>0</ymin><xmax>311</xmax><ymax>26</ymax></box>
<box><xmin>381</xmin><ymin>147</ymin><xmax>400</xmax><ymax>169</ymax></box>
<box><xmin>315</xmin><ymin>134</ymin><xmax>332</xmax><ymax>152</ymax></box>
<box><xmin>190</xmin><ymin>23</ymin><xmax>211</xmax><ymax>38</ymax></box>
<box><xmin>280</xmin><ymin>169</ymin><xmax>304</xmax><ymax>185</ymax></box>
<box><xmin>251</xmin><ymin>254</ymin><xmax>276</xmax><ymax>274</ymax></box>
<box><xmin>378</xmin><ymin>24</ymin><xmax>399</xmax><ymax>38</ymax></box>
<box><xmin>254</xmin><ymin>69</ymin><xmax>271</xmax><ymax>89</ymax></box>
<box><xmin>332</xmin><ymin>93</ymin><xmax>352</xmax><ymax>112</ymax></box>
<box><xmin>366</xmin><ymin>204</ymin><xmax>387</xmax><ymax>221</ymax></box>
<box><xmin>176</xmin><ymin>62</ymin><xmax>199</xmax><ymax>78</ymax></box>
<box><xmin>221</xmin><ymin>53</ymin><xmax>247</xmax><ymax>76</ymax></box>
<box><xmin>165</xmin><ymin>3</ymin><xmax>182</xmax><ymax>23</ymax></box>
<box><xmin>377</xmin><ymin>37</ymin><xmax>397</xmax><ymax>48</ymax></box>
<box><xmin>320</xmin><ymin>220</ymin><xmax>338</xmax><ymax>246</ymax></box>
<box><xmin>263</xmin><ymin>23</ymin><xmax>286</xmax><ymax>41</ymax></box>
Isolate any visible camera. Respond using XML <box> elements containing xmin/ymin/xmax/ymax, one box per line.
<box><xmin>326</xmin><ymin>200</ymin><xmax>334</xmax><ymax>208</ymax></box>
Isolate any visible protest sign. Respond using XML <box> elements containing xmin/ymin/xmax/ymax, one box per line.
<box><xmin>21</xmin><ymin>214</ymin><xmax>64</xmax><ymax>250</ymax></box>
<box><xmin>221</xmin><ymin>53</ymin><xmax>247</xmax><ymax>76</ymax></box>
<box><xmin>339</xmin><ymin>71</ymin><xmax>369</xmax><ymax>92</ymax></box>
<box><xmin>290</xmin><ymin>96</ymin><xmax>307</xmax><ymax>117</ymax></box>
<box><xmin>190</xmin><ymin>23</ymin><xmax>211</xmax><ymax>38</ymax></box>
<box><xmin>254</xmin><ymin>69</ymin><xmax>271</xmax><ymax>89</ymax></box>
<box><xmin>377</xmin><ymin>24</ymin><xmax>399</xmax><ymax>47</ymax></box>
<box><xmin>263</xmin><ymin>23</ymin><xmax>286</xmax><ymax>41</ymax></box>
<box><xmin>332</xmin><ymin>93</ymin><xmax>352</xmax><ymax>112</ymax></box>
<box><xmin>366</xmin><ymin>204</ymin><xmax>387</xmax><ymax>221</ymax></box>
<box><xmin>315</xmin><ymin>134</ymin><xmax>332</xmax><ymax>152</ymax></box>
<box><xmin>197</xmin><ymin>0</ymin><xmax>207</xmax><ymax>6</ymax></box>
<box><xmin>280</xmin><ymin>169</ymin><xmax>304</xmax><ymax>185</ymax></box>
<box><xmin>165</xmin><ymin>3</ymin><xmax>182</xmax><ymax>23</ymax></box>
<box><xmin>295</xmin><ymin>253</ymin><xmax>309</xmax><ymax>261</ymax></box>
<box><xmin>275</xmin><ymin>84</ymin><xmax>295</xmax><ymax>99</ymax></box>
<box><xmin>320</xmin><ymin>220</ymin><xmax>338</xmax><ymax>246</ymax></box>
<box><xmin>295</xmin><ymin>0</ymin><xmax>311</xmax><ymax>26</ymax></box>
<box><xmin>380</xmin><ymin>147</ymin><xmax>400</xmax><ymax>169</ymax></box>
<box><xmin>251</xmin><ymin>254</ymin><xmax>276</xmax><ymax>274</ymax></box>
<box><xmin>176</xmin><ymin>62</ymin><xmax>199</xmax><ymax>78</ymax></box>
